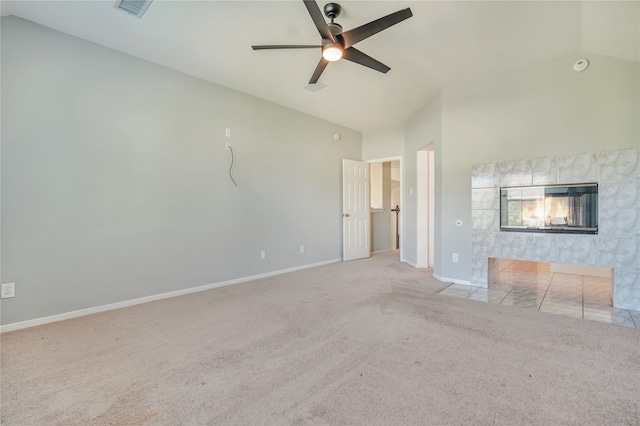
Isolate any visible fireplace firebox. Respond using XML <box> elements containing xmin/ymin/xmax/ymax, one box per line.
<box><xmin>500</xmin><ymin>183</ymin><xmax>598</xmax><ymax>234</ymax></box>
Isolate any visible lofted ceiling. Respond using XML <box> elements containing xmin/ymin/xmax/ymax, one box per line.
<box><xmin>1</xmin><ymin>0</ymin><xmax>638</xmax><ymax>132</ymax></box>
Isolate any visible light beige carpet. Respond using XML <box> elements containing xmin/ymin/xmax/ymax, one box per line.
<box><xmin>1</xmin><ymin>251</ymin><xmax>639</xmax><ymax>425</ymax></box>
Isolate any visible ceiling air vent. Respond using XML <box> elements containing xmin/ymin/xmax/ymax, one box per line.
<box><xmin>114</xmin><ymin>0</ymin><xmax>153</xmax><ymax>18</ymax></box>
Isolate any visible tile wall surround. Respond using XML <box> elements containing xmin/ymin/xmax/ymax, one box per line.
<box><xmin>471</xmin><ymin>148</ymin><xmax>640</xmax><ymax>311</ymax></box>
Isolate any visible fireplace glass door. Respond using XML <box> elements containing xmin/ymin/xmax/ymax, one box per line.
<box><xmin>500</xmin><ymin>183</ymin><xmax>598</xmax><ymax>234</ymax></box>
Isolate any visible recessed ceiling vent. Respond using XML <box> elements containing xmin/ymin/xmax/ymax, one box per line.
<box><xmin>114</xmin><ymin>0</ymin><xmax>153</xmax><ymax>18</ymax></box>
<box><xmin>303</xmin><ymin>82</ymin><xmax>327</xmax><ymax>92</ymax></box>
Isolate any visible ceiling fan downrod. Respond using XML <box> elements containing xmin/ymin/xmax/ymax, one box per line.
<box><xmin>324</xmin><ymin>3</ymin><xmax>343</xmax><ymax>36</ymax></box>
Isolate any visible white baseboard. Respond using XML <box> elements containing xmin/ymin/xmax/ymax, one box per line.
<box><xmin>432</xmin><ymin>273</ymin><xmax>472</xmax><ymax>286</ymax></box>
<box><xmin>402</xmin><ymin>259</ymin><xmax>432</xmax><ymax>269</ymax></box>
<box><xmin>0</xmin><ymin>258</ymin><xmax>341</xmax><ymax>334</ymax></box>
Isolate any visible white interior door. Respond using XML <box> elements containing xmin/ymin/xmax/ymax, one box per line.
<box><xmin>343</xmin><ymin>159</ymin><xmax>370</xmax><ymax>261</ymax></box>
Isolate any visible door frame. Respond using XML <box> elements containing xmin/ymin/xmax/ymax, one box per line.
<box><xmin>366</xmin><ymin>156</ymin><xmax>403</xmax><ymax>262</ymax></box>
<box><xmin>416</xmin><ymin>144</ymin><xmax>435</xmax><ymax>268</ymax></box>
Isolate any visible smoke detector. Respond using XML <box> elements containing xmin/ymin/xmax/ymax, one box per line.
<box><xmin>572</xmin><ymin>59</ymin><xmax>589</xmax><ymax>72</ymax></box>
<box><xmin>114</xmin><ymin>0</ymin><xmax>153</xmax><ymax>18</ymax></box>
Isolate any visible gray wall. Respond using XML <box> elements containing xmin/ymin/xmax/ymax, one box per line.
<box><xmin>362</xmin><ymin>125</ymin><xmax>404</xmax><ymax>161</ymax></box>
<box><xmin>1</xmin><ymin>17</ymin><xmax>362</xmax><ymax>325</ymax></box>
<box><xmin>367</xmin><ymin>52</ymin><xmax>639</xmax><ymax>285</ymax></box>
<box><xmin>403</xmin><ymin>96</ymin><xmax>442</xmax><ymax>269</ymax></box>
<box><xmin>436</xmin><ymin>52</ymin><xmax>638</xmax><ymax>283</ymax></box>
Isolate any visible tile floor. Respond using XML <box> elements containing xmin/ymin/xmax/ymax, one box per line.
<box><xmin>438</xmin><ymin>259</ymin><xmax>640</xmax><ymax>328</ymax></box>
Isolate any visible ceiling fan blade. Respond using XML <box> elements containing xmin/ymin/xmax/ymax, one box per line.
<box><xmin>309</xmin><ymin>57</ymin><xmax>329</xmax><ymax>84</ymax></box>
<box><xmin>303</xmin><ymin>0</ymin><xmax>336</xmax><ymax>43</ymax></box>
<box><xmin>341</xmin><ymin>8</ymin><xmax>413</xmax><ymax>48</ymax></box>
<box><xmin>252</xmin><ymin>45</ymin><xmax>321</xmax><ymax>50</ymax></box>
<box><xmin>342</xmin><ymin>47</ymin><xmax>390</xmax><ymax>74</ymax></box>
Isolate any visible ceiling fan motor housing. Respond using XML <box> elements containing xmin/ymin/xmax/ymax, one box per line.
<box><xmin>328</xmin><ymin>22</ymin><xmax>343</xmax><ymax>36</ymax></box>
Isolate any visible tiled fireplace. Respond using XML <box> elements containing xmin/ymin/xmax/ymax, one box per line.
<box><xmin>471</xmin><ymin>148</ymin><xmax>640</xmax><ymax>311</ymax></box>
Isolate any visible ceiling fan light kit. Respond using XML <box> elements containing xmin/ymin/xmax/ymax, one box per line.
<box><xmin>322</xmin><ymin>42</ymin><xmax>342</xmax><ymax>61</ymax></box>
<box><xmin>251</xmin><ymin>1</ymin><xmax>413</xmax><ymax>84</ymax></box>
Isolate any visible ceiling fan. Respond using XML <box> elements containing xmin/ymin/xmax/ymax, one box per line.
<box><xmin>251</xmin><ymin>1</ymin><xmax>413</xmax><ymax>84</ymax></box>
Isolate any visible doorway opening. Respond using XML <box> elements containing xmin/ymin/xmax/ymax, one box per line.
<box><xmin>416</xmin><ymin>145</ymin><xmax>435</xmax><ymax>268</ymax></box>
<box><xmin>368</xmin><ymin>157</ymin><xmax>402</xmax><ymax>258</ymax></box>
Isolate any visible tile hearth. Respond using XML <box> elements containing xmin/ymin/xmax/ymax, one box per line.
<box><xmin>439</xmin><ymin>260</ymin><xmax>640</xmax><ymax>328</ymax></box>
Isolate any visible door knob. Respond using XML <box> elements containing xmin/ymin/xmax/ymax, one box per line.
<box><xmin>343</xmin><ymin>213</ymin><xmax>350</xmax><ymax>217</ymax></box>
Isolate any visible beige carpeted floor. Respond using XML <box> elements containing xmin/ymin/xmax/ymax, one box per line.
<box><xmin>1</xmin><ymin>251</ymin><xmax>639</xmax><ymax>425</ymax></box>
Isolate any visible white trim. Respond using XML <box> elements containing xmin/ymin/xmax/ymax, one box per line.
<box><xmin>0</xmin><ymin>259</ymin><xmax>341</xmax><ymax>333</ymax></box>
<box><xmin>400</xmin><ymin>258</ymin><xmax>418</xmax><ymax>268</ymax></box>
<box><xmin>416</xmin><ymin>150</ymin><xmax>429</xmax><ymax>267</ymax></box>
<box><xmin>365</xmin><ymin>156</ymin><xmax>401</xmax><ymax>164</ymax></box>
<box><xmin>416</xmin><ymin>144</ymin><xmax>436</xmax><ymax>269</ymax></box>
<box><xmin>403</xmin><ymin>258</ymin><xmax>430</xmax><ymax>269</ymax></box>
<box><xmin>432</xmin><ymin>273</ymin><xmax>473</xmax><ymax>286</ymax></box>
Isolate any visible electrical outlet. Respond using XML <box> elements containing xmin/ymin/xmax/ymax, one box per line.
<box><xmin>1</xmin><ymin>283</ymin><xmax>15</xmax><ymax>298</ymax></box>
<box><xmin>225</xmin><ymin>141</ymin><xmax>231</xmax><ymax>151</ymax></box>
<box><xmin>452</xmin><ymin>253</ymin><xmax>459</xmax><ymax>263</ymax></box>
<box><xmin>261</xmin><ymin>250</ymin><xmax>266</xmax><ymax>259</ymax></box>
<box><xmin>225</xmin><ymin>128</ymin><xmax>231</xmax><ymax>138</ymax></box>
<box><xmin>300</xmin><ymin>245</ymin><xmax>305</xmax><ymax>254</ymax></box>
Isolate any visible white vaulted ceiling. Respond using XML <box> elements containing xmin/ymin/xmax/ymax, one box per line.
<box><xmin>2</xmin><ymin>1</ymin><xmax>638</xmax><ymax>132</ymax></box>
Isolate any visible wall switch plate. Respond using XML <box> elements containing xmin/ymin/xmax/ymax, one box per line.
<box><xmin>1</xmin><ymin>283</ymin><xmax>15</xmax><ymax>298</ymax></box>
<box><xmin>225</xmin><ymin>128</ymin><xmax>231</xmax><ymax>138</ymax></box>
<box><xmin>261</xmin><ymin>250</ymin><xmax>266</xmax><ymax>259</ymax></box>
<box><xmin>452</xmin><ymin>253</ymin><xmax>459</xmax><ymax>263</ymax></box>
<box><xmin>300</xmin><ymin>245</ymin><xmax>305</xmax><ymax>254</ymax></box>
